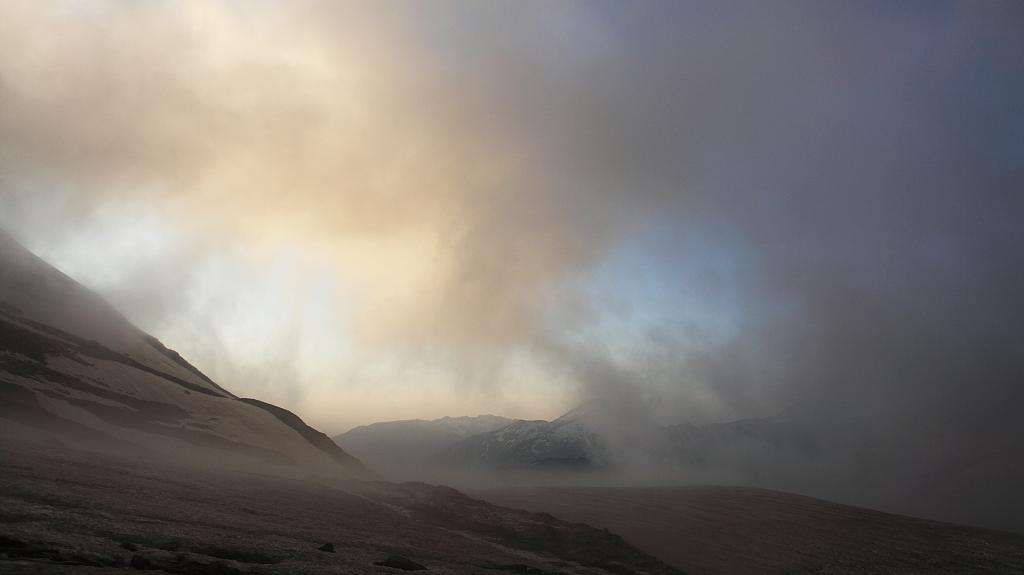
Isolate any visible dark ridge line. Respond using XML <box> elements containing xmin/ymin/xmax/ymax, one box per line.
<box><xmin>1</xmin><ymin>229</ymin><xmax>233</xmax><ymax>397</ymax></box>
<box><xmin>238</xmin><ymin>398</ymin><xmax>367</xmax><ymax>472</ymax></box>
<box><xmin>0</xmin><ymin>311</ymin><xmax>228</xmax><ymax>398</ymax></box>
<box><xmin>140</xmin><ymin>333</ymin><xmax>235</xmax><ymax>398</ymax></box>
<box><xmin>2</xmin><ymin>295</ymin><xmax>329</xmax><ymax>465</ymax></box>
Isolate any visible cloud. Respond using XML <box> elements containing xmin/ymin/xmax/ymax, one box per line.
<box><xmin>1</xmin><ymin>0</ymin><xmax>1023</xmax><ymax>475</ymax></box>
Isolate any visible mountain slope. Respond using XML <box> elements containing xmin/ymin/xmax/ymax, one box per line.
<box><xmin>0</xmin><ymin>229</ymin><xmax>366</xmax><ymax>475</ymax></box>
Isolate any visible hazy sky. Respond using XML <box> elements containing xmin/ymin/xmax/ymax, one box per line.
<box><xmin>1</xmin><ymin>1</ymin><xmax>1022</xmax><ymax>436</ymax></box>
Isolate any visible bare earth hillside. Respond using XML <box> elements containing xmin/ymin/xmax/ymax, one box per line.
<box><xmin>478</xmin><ymin>486</ymin><xmax>1024</xmax><ymax>575</ymax></box>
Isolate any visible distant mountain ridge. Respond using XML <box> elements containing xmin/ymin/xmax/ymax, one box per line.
<box><xmin>0</xmin><ymin>229</ymin><xmax>367</xmax><ymax>475</ymax></box>
<box><xmin>335</xmin><ymin>414</ymin><xmax>513</xmax><ymax>478</ymax></box>
<box><xmin>442</xmin><ymin>412</ymin><xmax>610</xmax><ymax>471</ymax></box>
<box><xmin>331</xmin><ymin>398</ymin><xmax>837</xmax><ymax>484</ymax></box>
<box><xmin>337</xmin><ymin>399</ymin><xmax>682</xmax><ymax>477</ymax></box>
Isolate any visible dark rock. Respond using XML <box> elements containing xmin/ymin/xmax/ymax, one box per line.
<box><xmin>0</xmin><ymin>537</ymin><xmax>62</xmax><ymax>562</ymax></box>
<box><xmin>130</xmin><ymin>554</ymin><xmax>154</xmax><ymax>570</ymax></box>
<box><xmin>120</xmin><ymin>541</ymin><xmax>139</xmax><ymax>551</ymax></box>
<box><xmin>481</xmin><ymin>564</ymin><xmax>562</xmax><ymax>574</ymax></box>
<box><xmin>0</xmin><ymin>536</ymin><xmax>27</xmax><ymax>549</ymax></box>
<box><xmin>317</xmin><ymin>542</ymin><xmax>335</xmax><ymax>553</ymax></box>
<box><xmin>374</xmin><ymin>554</ymin><xmax>428</xmax><ymax>570</ymax></box>
<box><xmin>189</xmin><ymin>560</ymin><xmax>243</xmax><ymax>575</ymax></box>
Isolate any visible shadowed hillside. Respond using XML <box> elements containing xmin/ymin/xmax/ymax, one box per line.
<box><xmin>479</xmin><ymin>486</ymin><xmax>1024</xmax><ymax>575</ymax></box>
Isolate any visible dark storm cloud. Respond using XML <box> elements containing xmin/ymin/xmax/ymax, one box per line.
<box><xmin>561</xmin><ymin>1</ymin><xmax>1024</xmax><ymax>420</ymax></box>
<box><xmin>541</xmin><ymin>1</ymin><xmax>1024</xmax><ymax>529</ymax></box>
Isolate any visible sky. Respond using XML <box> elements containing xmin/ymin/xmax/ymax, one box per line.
<box><xmin>1</xmin><ymin>1</ymin><xmax>1022</xmax><ymax>438</ymax></box>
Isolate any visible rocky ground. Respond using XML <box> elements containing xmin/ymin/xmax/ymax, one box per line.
<box><xmin>0</xmin><ymin>439</ymin><xmax>679</xmax><ymax>575</ymax></box>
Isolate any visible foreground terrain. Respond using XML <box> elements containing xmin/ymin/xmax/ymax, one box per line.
<box><xmin>0</xmin><ymin>439</ymin><xmax>678</xmax><ymax>575</ymax></box>
<box><xmin>478</xmin><ymin>486</ymin><xmax>1024</xmax><ymax>575</ymax></box>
